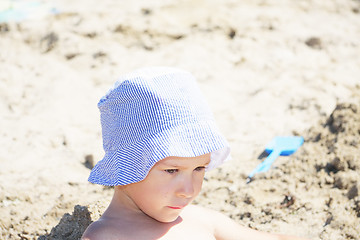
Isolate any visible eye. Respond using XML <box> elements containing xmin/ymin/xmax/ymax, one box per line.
<box><xmin>194</xmin><ymin>166</ymin><xmax>206</xmax><ymax>172</ymax></box>
<box><xmin>165</xmin><ymin>169</ymin><xmax>178</xmax><ymax>174</ymax></box>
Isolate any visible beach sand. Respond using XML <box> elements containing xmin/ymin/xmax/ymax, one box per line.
<box><xmin>1</xmin><ymin>0</ymin><xmax>360</xmax><ymax>239</ymax></box>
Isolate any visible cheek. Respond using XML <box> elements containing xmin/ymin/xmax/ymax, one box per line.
<box><xmin>194</xmin><ymin>173</ymin><xmax>205</xmax><ymax>193</ymax></box>
<box><xmin>141</xmin><ymin>178</ymin><xmax>173</xmax><ymax>200</ymax></box>
<box><xmin>128</xmin><ymin>184</ymin><xmax>163</xmax><ymax>212</ymax></box>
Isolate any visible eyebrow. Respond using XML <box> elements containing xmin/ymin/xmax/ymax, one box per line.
<box><xmin>160</xmin><ymin>161</ymin><xmax>210</xmax><ymax>168</ymax></box>
<box><xmin>160</xmin><ymin>162</ymin><xmax>182</xmax><ymax>168</ymax></box>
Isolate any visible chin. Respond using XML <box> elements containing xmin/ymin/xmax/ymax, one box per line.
<box><xmin>154</xmin><ymin>214</ymin><xmax>182</xmax><ymax>223</ymax></box>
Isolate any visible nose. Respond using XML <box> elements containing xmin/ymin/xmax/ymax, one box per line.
<box><xmin>176</xmin><ymin>176</ymin><xmax>195</xmax><ymax>198</ymax></box>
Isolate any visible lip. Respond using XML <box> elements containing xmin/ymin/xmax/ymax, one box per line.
<box><xmin>167</xmin><ymin>206</ymin><xmax>185</xmax><ymax>210</ymax></box>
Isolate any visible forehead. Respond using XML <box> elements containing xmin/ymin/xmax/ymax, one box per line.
<box><xmin>157</xmin><ymin>154</ymin><xmax>211</xmax><ymax>167</ymax></box>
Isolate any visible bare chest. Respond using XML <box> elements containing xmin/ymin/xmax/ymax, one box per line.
<box><xmin>122</xmin><ymin>216</ymin><xmax>215</xmax><ymax>240</ymax></box>
<box><xmin>157</xmin><ymin>221</ymin><xmax>216</xmax><ymax>240</ymax></box>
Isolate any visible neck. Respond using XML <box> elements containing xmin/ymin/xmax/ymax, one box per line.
<box><xmin>102</xmin><ymin>186</ymin><xmax>143</xmax><ymax>219</ymax></box>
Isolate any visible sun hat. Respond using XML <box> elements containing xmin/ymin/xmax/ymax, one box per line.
<box><xmin>88</xmin><ymin>66</ymin><xmax>231</xmax><ymax>186</ymax></box>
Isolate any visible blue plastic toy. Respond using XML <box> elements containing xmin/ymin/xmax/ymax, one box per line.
<box><xmin>246</xmin><ymin>136</ymin><xmax>304</xmax><ymax>183</ymax></box>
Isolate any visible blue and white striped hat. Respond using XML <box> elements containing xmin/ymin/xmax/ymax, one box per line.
<box><xmin>88</xmin><ymin>67</ymin><xmax>230</xmax><ymax>186</ymax></box>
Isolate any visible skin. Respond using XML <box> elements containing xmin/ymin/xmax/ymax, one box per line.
<box><xmin>82</xmin><ymin>154</ymin><xmax>310</xmax><ymax>240</ymax></box>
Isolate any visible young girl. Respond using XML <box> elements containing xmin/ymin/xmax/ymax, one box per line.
<box><xmin>82</xmin><ymin>67</ymin><xmax>309</xmax><ymax>240</ymax></box>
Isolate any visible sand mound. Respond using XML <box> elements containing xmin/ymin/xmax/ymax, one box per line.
<box><xmin>38</xmin><ymin>205</ymin><xmax>92</xmax><ymax>240</ymax></box>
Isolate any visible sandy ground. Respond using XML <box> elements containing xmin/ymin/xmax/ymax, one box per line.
<box><xmin>1</xmin><ymin>0</ymin><xmax>360</xmax><ymax>239</ymax></box>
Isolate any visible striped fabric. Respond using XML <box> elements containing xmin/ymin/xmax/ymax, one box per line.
<box><xmin>88</xmin><ymin>67</ymin><xmax>230</xmax><ymax>186</ymax></box>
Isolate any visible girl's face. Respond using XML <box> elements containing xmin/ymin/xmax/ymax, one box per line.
<box><xmin>123</xmin><ymin>153</ymin><xmax>210</xmax><ymax>223</ymax></box>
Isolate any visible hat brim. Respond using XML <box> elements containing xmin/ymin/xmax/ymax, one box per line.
<box><xmin>88</xmin><ymin>120</ymin><xmax>230</xmax><ymax>186</ymax></box>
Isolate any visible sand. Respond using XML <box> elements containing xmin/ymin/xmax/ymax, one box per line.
<box><xmin>1</xmin><ymin>0</ymin><xmax>360</xmax><ymax>239</ymax></box>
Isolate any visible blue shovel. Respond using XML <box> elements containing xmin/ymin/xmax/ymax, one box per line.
<box><xmin>246</xmin><ymin>136</ymin><xmax>304</xmax><ymax>183</ymax></box>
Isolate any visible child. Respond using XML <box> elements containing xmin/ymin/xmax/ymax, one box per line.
<box><xmin>82</xmin><ymin>67</ymin><xmax>309</xmax><ymax>240</ymax></box>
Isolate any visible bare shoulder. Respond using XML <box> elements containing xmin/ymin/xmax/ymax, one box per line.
<box><xmin>182</xmin><ymin>204</ymin><xmax>215</xmax><ymax>215</ymax></box>
<box><xmin>182</xmin><ymin>204</ymin><xmax>226</xmax><ymax>220</ymax></box>
<box><xmin>181</xmin><ymin>204</ymin><xmax>222</xmax><ymax>227</ymax></box>
<box><xmin>81</xmin><ymin>218</ymin><xmax>125</xmax><ymax>240</ymax></box>
<box><xmin>183</xmin><ymin>205</ymin><xmax>310</xmax><ymax>240</ymax></box>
